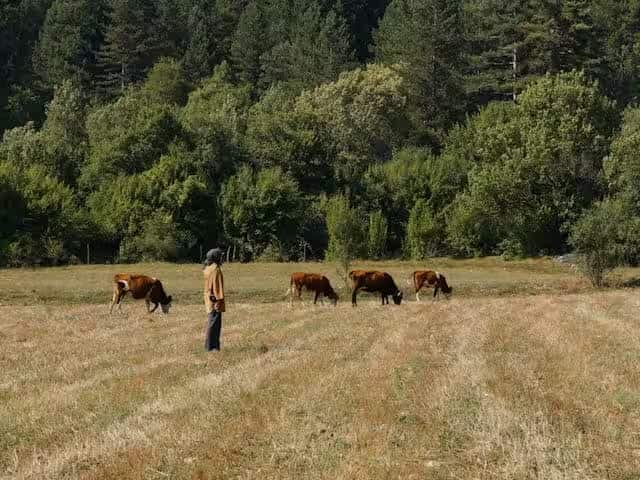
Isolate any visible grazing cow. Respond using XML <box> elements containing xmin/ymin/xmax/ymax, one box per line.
<box><xmin>110</xmin><ymin>274</ymin><xmax>172</xmax><ymax>314</ymax></box>
<box><xmin>288</xmin><ymin>272</ymin><xmax>338</xmax><ymax>306</ymax></box>
<box><xmin>349</xmin><ymin>270</ymin><xmax>403</xmax><ymax>306</ymax></box>
<box><xmin>413</xmin><ymin>270</ymin><xmax>452</xmax><ymax>301</ymax></box>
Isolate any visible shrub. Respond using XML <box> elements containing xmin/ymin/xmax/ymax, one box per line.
<box><xmin>570</xmin><ymin>197</ymin><xmax>640</xmax><ymax>287</ymax></box>
<box><xmin>367</xmin><ymin>210</ymin><xmax>388</xmax><ymax>259</ymax></box>
<box><xmin>406</xmin><ymin>200</ymin><xmax>441</xmax><ymax>260</ymax></box>
<box><xmin>325</xmin><ymin>195</ymin><xmax>365</xmax><ymax>285</ymax></box>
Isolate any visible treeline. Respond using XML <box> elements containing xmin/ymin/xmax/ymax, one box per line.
<box><xmin>2</xmin><ymin>0</ymin><xmax>640</xmax><ymax>279</ymax></box>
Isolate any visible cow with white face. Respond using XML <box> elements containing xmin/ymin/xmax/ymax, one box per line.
<box><xmin>110</xmin><ymin>274</ymin><xmax>172</xmax><ymax>314</ymax></box>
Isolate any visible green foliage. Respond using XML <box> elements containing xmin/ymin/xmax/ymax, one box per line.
<box><xmin>33</xmin><ymin>0</ymin><xmax>105</xmax><ymax>90</ymax></box>
<box><xmin>406</xmin><ymin>200</ymin><xmax>440</xmax><ymax>260</ymax></box>
<box><xmin>362</xmin><ymin>147</ymin><xmax>434</xmax><ymax>251</ymax></box>
<box><xmin>141</xmin><ymin>58</ymin><xmax>189</xmax><ymax>106</ymax></box>
<box><xmin>325</xmin><ymin>195</ymin><xmax>364</xmax><ymax>283</ymax></box>
<box><xmin>81</xmin><ymin>85</ymin><xmax>182</xmax><ymax>190</ymax></box>
<box><xmin>0</xmin><ymin>161</ymin><xmax>83</xmax><ymax>266</ymax></box>
<box><xmin>295</xmin><ymin>64</ymin><xmax>408</xmax><ymax>192</ymax></box>
<box><xmin>375</xmin><ymin>0</ymin><xmax>466</xmax><ymax>145</ymax></box>
<box><xmin>260</xmin><ymin>1</ymin><xmax>355</xmax><ymax>93</ymax></box>
<box><xmin>367</xmin><ymin>210</ymin><xmax>388</xmax><ymax>259</ymax></box>
<box><xmin>570</xmin><ymin>196</ymin><xmax>640</xmax><ymax>287</ymax></box>
<box><xmin>118</xmin><ymin>214</ymin><xmax>179</xmax><ymax>262</ymax></box>
<box><xmin>446</xmin><ymin>71</ymin><xmax>617</xmax><ymax>256</ymax></box>
<box><xmin>221</xmin><ymin>166</ymin><xmax>304</xmax><ymax>259</ymax></box>
<box><xmin>96</xmin><ymin>0</ymin><xmax>166</xmax><ymax>97</ymax></box>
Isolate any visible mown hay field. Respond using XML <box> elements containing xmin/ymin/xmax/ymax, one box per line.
<box><xmin>2</xmin><ymin>258</ymin><xmax>640</xmax><ymax>479</ymax></box>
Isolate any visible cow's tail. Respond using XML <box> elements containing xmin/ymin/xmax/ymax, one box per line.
<box><xmin>438</xmin><ymin>273</ymin><xmax>452</xmax><ymax>294</ymax></box>
<box><xmin>412</xmin><ymin>271</ymin><xmax>420</xmax><ymax>292</ymax></box>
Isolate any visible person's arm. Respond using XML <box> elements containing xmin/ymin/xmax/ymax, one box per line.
<box><xmin>214</xmin><ymin>270</ymin><xmax>224</xmax><ymax>301</ymax></box>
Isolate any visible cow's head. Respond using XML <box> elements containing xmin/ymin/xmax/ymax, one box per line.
<box><xmin>160</xmin><ymin>295</ymin><xmax>172</xmax><ymax>313</ymax></box>
<box><xmin>392</xmin><ymin>291</ymin><xmax>403</xmax><ymax>305</ymax></box>
<box><xmin>327</xmin><ymin>290</ymin><xmax>339</xmax><ymax>306</ymax></box>
<box><xmin>443</xmin><ymin>286</ymin><xmax>453</xmax><ymax>299</ymax></box>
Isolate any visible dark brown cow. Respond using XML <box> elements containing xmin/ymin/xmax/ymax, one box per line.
<box><xmin>110</xmin><ymin>274</ymin><xmax>172</xmax><ymax>314</ymax></box>
<box><xmin>413</xmin><ymin>270</ymin><xmax>452</xmax><ymax>301</ymax></box>
<box><xmin>349</xmin><ymin>270</ymin><xmax>403</xmax><ymax>306</ymax></box>
<box><xmin>288</xmin><ymin>272</ymin><xmax>338</xmax><ymax>306</ymax></box>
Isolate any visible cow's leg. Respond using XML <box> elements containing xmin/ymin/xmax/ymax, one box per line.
<box><xmin>433</xmin><ymin>285</ymin><xmax>439</xmax><ymax>301</ymax></box>
<box><xmin>416</xmin><ymin>285</ymin><xmax>421</xmax><ymax>302</ymax></box>
<box><xmin>351</xmin><ymin>288</ymin><xmax>358</xmax><ymax>307</ymax></box>
<box><xmin>313</xmin><ymin>291</ymin><xmax>319</xmax><ymax>305</ymax></box>
<box><xmin>110</xmin><ymin>285</ymin><xmax>121</xmax><ymax>313</ymax></box>
<box><xmin>149</xmin><ymin>302</ymin><xmax>159</xmax><ymax>313</ymax></box>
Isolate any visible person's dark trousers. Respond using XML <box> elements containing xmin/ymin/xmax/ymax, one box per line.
<box><xmin>205</xmin><ymin>311</ymin><xmax>222</xmax><ymax>351</ymax></box>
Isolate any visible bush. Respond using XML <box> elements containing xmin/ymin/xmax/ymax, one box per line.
<box><xmin>367</xmin><ymin>210</ymin><xmax>388</xmax><ymax>259</ymax></box>
<box><xmin>118</xmin><ymin>215</ymin><xmax>178</xmax><ymax>262</ymax></box>
<box><xmin>256</xmin><ymin>243</ymin><xmax>283</xmax><ymax>262</ymax></box>
<box><xmin>325</xmin><ymin>195</ymin><xmax>365</xmax><ymax>285</ymax></box>
<box><xmin>570</xmin><ymin>197</ymin><xmax>640</xmax><ymax>287</ymax></box>
<box><xmin>406</xmin><ymin>200</ymin><xmax>441</xmax><ymax>260</ymax></box>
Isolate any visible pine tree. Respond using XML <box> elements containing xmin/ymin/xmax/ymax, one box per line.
<box><xmin>182</xmin><ymin>0</ymin><xmax>234</xmax><ymax>82</ymax></box>
<box><xmin>260</xmin><ymin>1</ymin><xmax>355</xmax><ymax>92</ymax></box>
<box><xmin>230</xmin><ymin>1</ymin><xmax>270</xmax><ymax>90</ymax></box>
<box><xmin>33</xmin><ymin>0</ymin><xmax>105</xmax><ymax>90</ymax></box>
<box><xmin>375</xmin><ymin>0</ymin><xmax>466</xmax><ymax>146</ymax></box>
<box><xmin>340</xmin><ymin>0</ymin><xmax>390</xmax><ymax>62</ymax></box>
<box><xmin>96</xmin><ymin>0</ymin><xmax>163</xmax><ymax>97</ymax></box>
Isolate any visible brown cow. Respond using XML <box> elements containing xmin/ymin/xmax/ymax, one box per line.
<box><xmin>413</xmin><ymin>270</ymin><xmax>452</xmax><ymax>301</ymax></box>
<box><xmin>288</xmin><ymin>272</ymin><xmax>338</xmax><ymax>306</ymax></box>
<box><xmin>349</xmin><ymin>270</ymin><xmax>403</xmax><ymax>306</ymax></box>
<box><xmin>110</xmin><ymin>274</ymin><xmax>173</xmax><ymax>314</ymax></box>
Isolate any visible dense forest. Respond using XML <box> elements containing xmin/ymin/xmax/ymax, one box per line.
<box><xmin>2</xmin><ymin>0</ymin><xmax>640</xmax><ymax>276</ymax></box>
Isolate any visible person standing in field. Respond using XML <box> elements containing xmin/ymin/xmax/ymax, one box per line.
<box><xmin>203</xmin><ymin>248</ymin><xmax>225</xmax><ymax>351</ymax></box>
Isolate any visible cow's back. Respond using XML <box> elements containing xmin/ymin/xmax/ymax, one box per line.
<box><xmin>114</xmin><ymin>274</ymin><xmax>155</xmax><ymax>299</ymax></box>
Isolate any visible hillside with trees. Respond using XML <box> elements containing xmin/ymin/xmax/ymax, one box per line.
<box><xmin>2</xmin><ymin>0</ymin><xmax>640</xmax><ymax>280</ymax></box>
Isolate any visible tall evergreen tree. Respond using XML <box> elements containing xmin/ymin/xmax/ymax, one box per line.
<box><xmin>33</xmin><ymin>0</ymin><xmax>105</xmax><ymax>90</ymax></box>
<box><xmin>375</xmin><ymin>0</ymin><xmax>466</xmax><ymax>146</ymax></box>
<box><xmin>230</xmin><ymin>1</ymin><xmax>269</xmax><ymax>90</ymax></box>
<box><xmin>260</xmin><ymin>1</ymin><xmax>355</xmax><ymax>92</ymax></box>
<box><xmin>340</xmin><ymin>0</ymin><xmax>390</xmax><ymax>61</ymax></box>
<box><xmin>96</xmin><ymin>0</ymin><xmax>164</xmax><ymax>97</ymax></box>
<box><xmin>183</xmin><ymin>0</ymin><xmax>234</xmax><ymax>83</ymax></box>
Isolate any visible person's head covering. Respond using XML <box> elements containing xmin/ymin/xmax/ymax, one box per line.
<box><xmin>204</xmin><ymin>247</ymin><xmax>224</xmax><ymax>267</ymax></box>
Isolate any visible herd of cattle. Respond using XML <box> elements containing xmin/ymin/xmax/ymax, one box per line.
<box><xmin>108</xmin><ymin>269</ymin><xmax>453</xmax><ymax>313</ymax></box>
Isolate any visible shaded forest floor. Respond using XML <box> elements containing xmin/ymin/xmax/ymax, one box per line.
<box><xmin>2</xmin><ymin>260</ymin><xmax>640</xmax><ymax>478</ymax></box>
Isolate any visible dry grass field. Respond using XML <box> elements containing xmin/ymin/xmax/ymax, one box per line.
<box><xmin>2</xmin><ymin>259</ymin><xmax>640</xmax><ymax>479</ymax></box>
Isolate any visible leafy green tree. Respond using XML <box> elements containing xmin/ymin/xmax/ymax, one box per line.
<box><xmin>570</xmin><ymin>196</ymin><xmax>640</xmax><ymax>287</ymax></box>
<box><xmin>81</xmin><ymin>86</ymin><xmax>183</xmax><ymax>191</ymax></box>
<box><xmin>39</xmin><ymin>79</ymin><xmax>88</xmax><ymax>185</ymax></box>
<box><xmin>406</xmin><ymin>199</ymin><xmax>440</xmax><ymax>259</ymax></box>
<box><xmin>362</xmin><ymin>147</ymin><xmax>433</xmax><ymax>251</ymax></box>
<box><xmin>295</xmin><ymin>64</ymin><xmax>408</xmax><ymax>194</ymax></box>
<box><xmin>375</xmin><ymin>0</ymin><xmax>466</xmax><ymax>145</ymax></box>
<box><xmin>0</xmin><ymin>161</ymin><xmax>84</xmax><ymax>266</ymax></box>
<box><xmin>221</xmin><ymin>166</ymin><xmax>304</xmax><ymax>258</ymax></box>
<box><xmin>142</xmin><ymin>58</ymin><xmax>189</xmax><ymax>106</ymax></box>
<box><xmin>446</xmin><ymin>71</ymin><xmax>617</xmax><ymax>256</ymax></box>
<box><xmin>367</xmin><ymin>209</ymin><xmax>388</xmax><ymax>259</ymax></box>
<box><xmin>325</xmin><ymin>194</ymin><xmax>364</xmax><ymax>284</ymax></box>
<box><xmin>245</xmin><ymin>86</ymin><xmax>333</xmax><ymax>193</ymax></box>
